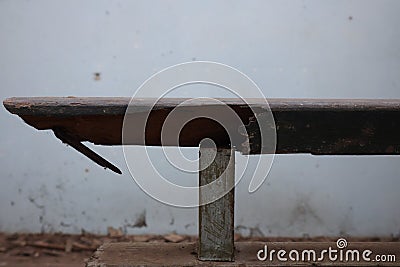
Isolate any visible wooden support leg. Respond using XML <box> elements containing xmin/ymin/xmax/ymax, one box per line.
<box><xmin>198</xmin><ymin>147</ymin><xmax>235</xmax><ymax>261</ymax></box>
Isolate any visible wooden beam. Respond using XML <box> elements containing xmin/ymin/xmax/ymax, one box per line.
<box><xmin>198</xmin><ymin>147</ymin><xmax>235</xmax><ymax>261</ymax></box>
<box><xmin>4</xmin><ymin>97</ymin><xmax>400</xmax><ymax>154</ymax></box>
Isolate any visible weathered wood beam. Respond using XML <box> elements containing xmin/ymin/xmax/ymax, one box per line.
<box><xmin>4</xmin><ymin>97</ymin><xmax>400</xmax><ymax>155</ymax></box>
<box><xmin>198</xmin><ymin>147</ymin><xmax>235</xmax><ymax>261</ymax></box>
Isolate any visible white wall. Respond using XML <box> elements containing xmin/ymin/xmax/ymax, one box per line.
<box><xmin>0</xmin><ymin>0</ymin><xmax>399</xmax><ymax>237</ymax></box>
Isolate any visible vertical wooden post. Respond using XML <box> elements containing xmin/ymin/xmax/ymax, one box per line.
<box><xmin>198</xmin><ymin>147</ymin><xmax>235</xmax><ymax>261</ymax></box>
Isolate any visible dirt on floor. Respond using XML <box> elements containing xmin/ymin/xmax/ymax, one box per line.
<box><xmin>0</xmin><ymin>232</ymin><xmax>398</xmax><ymax>267</ymax></box>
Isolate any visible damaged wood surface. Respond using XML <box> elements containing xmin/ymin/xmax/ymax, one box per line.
<box><xmin>4</xmin><ymin>97</ymin><xmax>400</xmax><ymax>172</ymax></box>
<box><xmin>4</xmin><ymin>97</ymin><xmax>400</xmax><ymax>153</ymax></box>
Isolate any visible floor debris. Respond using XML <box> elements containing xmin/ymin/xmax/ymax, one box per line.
<box><xmin>0</xmin><ymin>232</ymin><xmax>398</xmax><ymax>266</ymax></box>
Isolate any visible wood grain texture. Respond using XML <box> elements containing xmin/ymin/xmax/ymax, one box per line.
<box><xmin>5</xmin><ymin>97</ymin><xmax>400</xmax><ymax>115</ymax></box>
<box><xmin>198</xmin><ymin>148</ymin><xmax>234</xmax><ymax>261</ymax></box>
